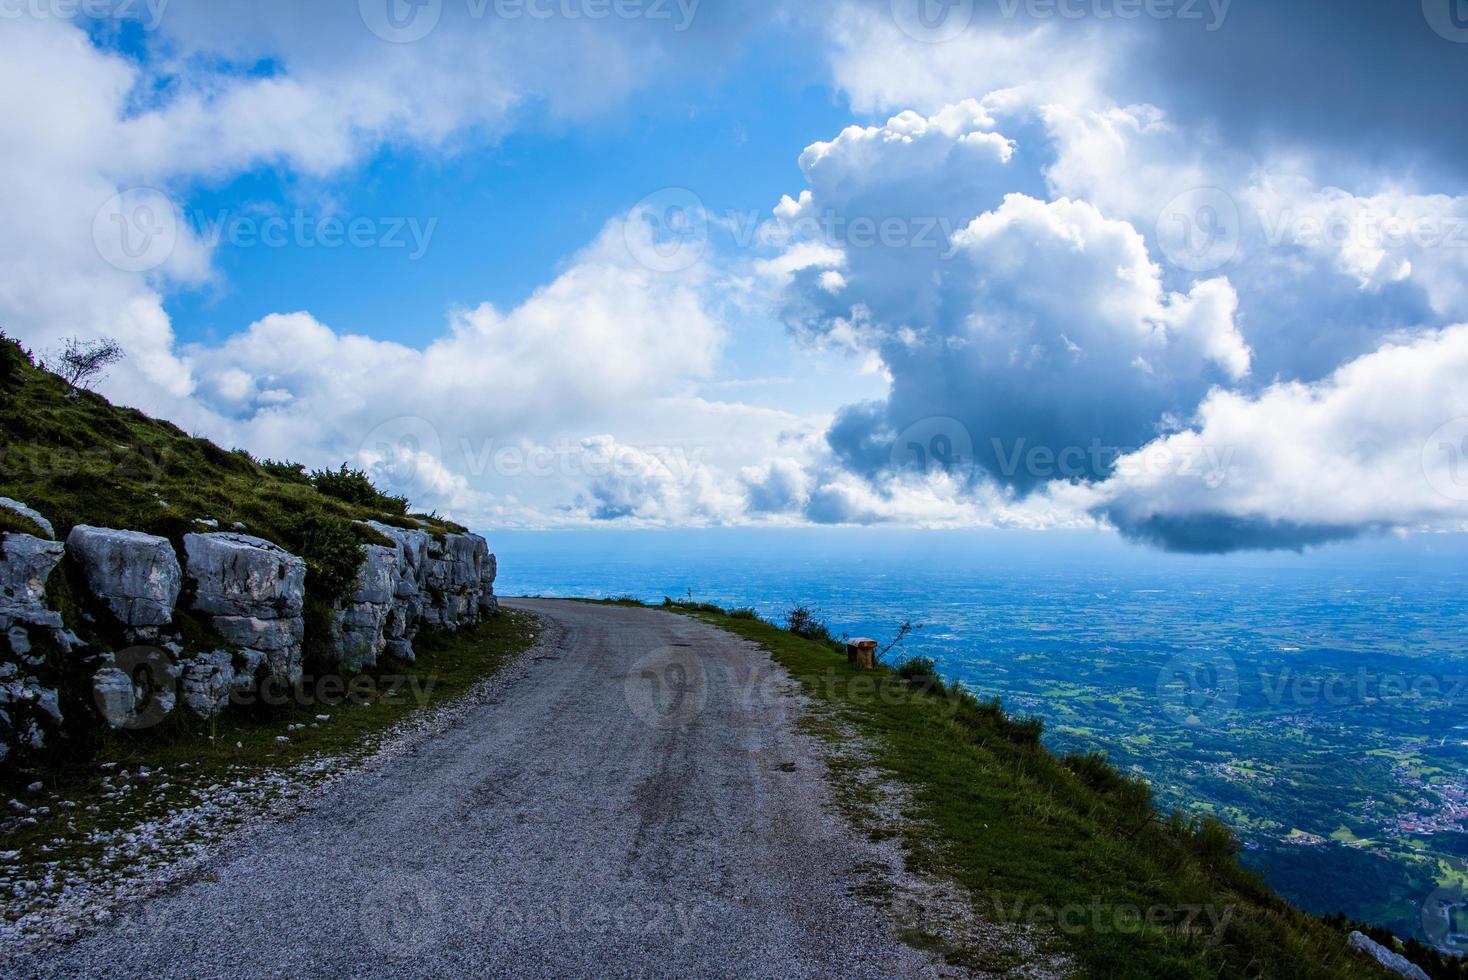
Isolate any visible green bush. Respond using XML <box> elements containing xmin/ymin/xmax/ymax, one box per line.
<box><xmin>260</xmin><ymin>459</ymin><xmax>311</xmax><ymax>484</ymax></box>
<box><xmin>893</xmin><ymin>654</ymin><xmax>941</xmax><ymax>681</ymax></box>
<box><xmin>726</xmin><ymin>607</ymin><xmax>760</xmax><ymax>620</ymax></box>
<box><xmin>285</xmin><ymin>512</ymin><xmax>366</xmax><ymax>603</ymax></box>
<box><xmin>1005</xmin><ymin>711</ymin><xmax>1045</xmax><ymax>746</ymax></box>
<box><xmin>783</xmin><ymin>605</ymin><xmax>844</xmax><ymax>650</ymax></box>
<box><xmin>0</xmin><ymin>333</ymin><xmax>29</xmax><ymax>390</ymax></box>
<box><xmin>1192</xmin><ymin>814</ymin><xmax>1241</xmax><ymax>866</ymax></box>
<box><xmin>309</xmin><ymin>463</ymin><xmax>409</xmax><ymax>516</ymax></box>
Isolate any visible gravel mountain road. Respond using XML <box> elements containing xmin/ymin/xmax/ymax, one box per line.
<box><xmin>6</xmin><ymin>599</ymin><xmax>948</xmax><ymax>979</ymax></box>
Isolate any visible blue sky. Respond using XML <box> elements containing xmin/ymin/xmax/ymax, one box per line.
<box><xmin>6</xmin><ymin>0</ymin><xmax>1468</xmax><ymax>551</ymax></box>
<box><xmin>167</xmin><ymin>31</ymin><xmax>855</xmax><ymax>344</ymax></box>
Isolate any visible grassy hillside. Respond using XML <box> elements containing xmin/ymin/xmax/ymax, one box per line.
<box><xmin>630</xmin><ymin>598</ymin><xmax>1432</xmax><ymax>980</ymax></box>
<box><xmin>0</xmin><ymin>332</ymin><xmax>462</xmax><ymax>616</ymax></box>
<box><xmin>0</xmin><ymin>333</ymin><xmax>494</xmax><ymax>771</ymax></box>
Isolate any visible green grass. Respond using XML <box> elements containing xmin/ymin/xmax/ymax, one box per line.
<box><xmin>667</xmin><ymin>605</ymin><xmax>1398</xmax><ymax>980</ymax></box>
<box><xmin>0</xmin><ymin>334</ymin><xmax>483</xmax><ymax>746</ymax></box>
<box><xmin>0</xmin><ymin>332</ymin><xmax>495</xmax><ymax>782</ymax></box>
<box><xmin>0</xmin><ymin>611</ymin><xmax>540</xmax><ymax>887</ymax></box>
<box><xmin>0</xmin><ymin>333</ymin><xmax>464</xmax><ymax>613</ymax></box>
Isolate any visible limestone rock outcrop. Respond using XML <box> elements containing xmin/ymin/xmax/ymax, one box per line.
<box><xmin>180</xmin><ymin>650</ymin><xmax>235</xmax><ymax>719</ymax></box>
<box><xmin>183</xmin><ymin>532</ymin><xmax>308</xmax><ymax>683</ymax></box>
<box><xmin>66</xmin><ymin>526</ymin><xmax>181</xmax><ymax>633</ymax></box>
<box><xmin>349</xmin><ymin>522</ymin><xmax>498</xmax><ymax>665</ymax></box>
<box><xmin>371</xmin><ymin>522</ymin><xmax>432</xmax><ymax>661</ymax></box>
<box><xmin>331</xmin><ymin>544</ymin><xmax>397</xmax><ymax>671</ymax></box>
<box><xmin>1347</xmin><ymin>932</ymin><xmax>1428</xmax><ymax>980</ymax></box>
<box><xmin>2</xmin><ymin>533</ymin><xmax>66</xmax><ymax>637</ymax></box>
<box><xmin>1</xmin><ymin>506</ymin><xmax>497</xmax><ymax>760</ymax></box>
<box><xmin>1</xmin><ymin>532</ymin><xmax>70</xmax><ymax>761</ymax></box>
<box><xmin>0</xmin><ymin>497</ymin><xmax>55</xmax><ymax>539</ymax></box>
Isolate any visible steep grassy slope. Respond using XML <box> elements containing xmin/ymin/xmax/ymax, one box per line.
<box><xmin>0</xmin><ymin>334</ymin><xmax>494</xmax><ymax>768</ymax></box>
<box><xmin>0</xmin><ymin>331</ymin><xmax>478</xmax><ymax>657</ymax></box>
<box><xmin>0</xmin><ymin>333</ymin><xmax>462</xmax><ymax>612</ymax></box>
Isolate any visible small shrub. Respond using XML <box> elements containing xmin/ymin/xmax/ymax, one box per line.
<box><xmin>48</xmin><ymin>336</ymin><xmax>123</xmax><ymax>391</ymax></box>
<box><xmin>876</xmin><ymin>619</ymin><xmax>922</xmax><ymax>665</ymax></box>
<box><xmin>1192</xmin><ymin>815</ymin><xmax>1240</xmax><ymax>865</ymax></box>
<box><xmin>661</xmin><ymin>589</ymin><xmax>724</xmax><ymax>613</ymax></box>
<box><xmin>195</xmin><ymin>438</ymin><xmax>255</xmax><ymax>474</ymax></box>
<box><xmin>286</xmin><ymin>512</ymin><xmax>366</xmax><ymax>603</ymax></box>
<box><xmin>894</xmin><ymin>655</ymin><xmax>941</xmax><ymax>682</ymax></box>
<box><xmin>784</xmin><ymin>605</ymin><xmax>832</xmax><ymax>641</ymax></box>
<box><xmin>260</xmin><ymin>458</ymin><xmax>311</xmax><ymax>484</ymax></box>
<box><xmin>309</xmin><ymin>463</ymin><xmax>410</xmax><ymax>516</ymax></box>
<box><xmin>1066</xmin><ymin>750</ymin><xmax>1126</xmax><ymax>792</ymax></box>
<box><xmin>0</xmin><ymin>333</ymin><xmax>30</xmax><ymax>389</ymax></box>
<box><xmin>727</xmin><ymin>607</ymin><xmax>760</xmax><ymax>620</ymax></box>
<box><xmin>1006</xmin><ymin>713</ymin><xmax>1045</xmax><ymax>746</ymax></box>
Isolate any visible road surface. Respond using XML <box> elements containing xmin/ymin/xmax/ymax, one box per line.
<box><xmin>7</xmin><ymin>599</ymin><xmax>944</xmax><ymax>979</ymax></box>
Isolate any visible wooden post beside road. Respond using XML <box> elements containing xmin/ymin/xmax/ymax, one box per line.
<box><xmin>847</xmin><ymin>638</ymin><xmax>878</xmax><ymax>670</ymax></box>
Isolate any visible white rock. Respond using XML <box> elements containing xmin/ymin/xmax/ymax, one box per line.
<box><xmin>91</xmin><ymin>669</ymin><xmax>135</xmax><ymax>729</ymax></box>
<box><xmin>180</xmin><ymin>651</ymin><xmax>234</xmax><ymax>719</ymax></box>
<box><xmin>0</xmin><ymin>499</ymin><xmax>54</xmax><ymax>539</ymax></box>
<box><xmin>1</xmin><ymin>534</ymin><xmax>65</xmax><ymax>618</ymax></box>
<box><xmin>91</xmin><ymin>650</ymin><xmax>179</xmax><ymax>730</ymax></box>
<box><xmin>65</xmin><ymin>527</ymin><xmax>181</xmax><ymax>629</ymax></box>
<box><xmin>183</xmin><ymin>533</ymin><xmax>305</xmax><ymax>620</ymax></box>
<box><xmin>1348</xmin><ymin>931</ymin><xmax>1429</xmax><ymax>980</ymax></box>
<box><xmin>360</xmin><ymin>522</ymin><xmax>497</xmax><ymax>658</ymax></box>
<box><xmin>183</xmin><ymin>533</ymin><xmax>306</xmax><ymax>682</ymax></box>
<box><xmin>329</xmin><ymin>544</ymin><xmax>397</xmax><ymax>670</ymax></box>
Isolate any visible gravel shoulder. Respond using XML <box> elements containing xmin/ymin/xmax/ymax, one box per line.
<box><xmin>4</xmin><ymin>599</ymin><xmax>964</xmax><ymax>979</ymax></box>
